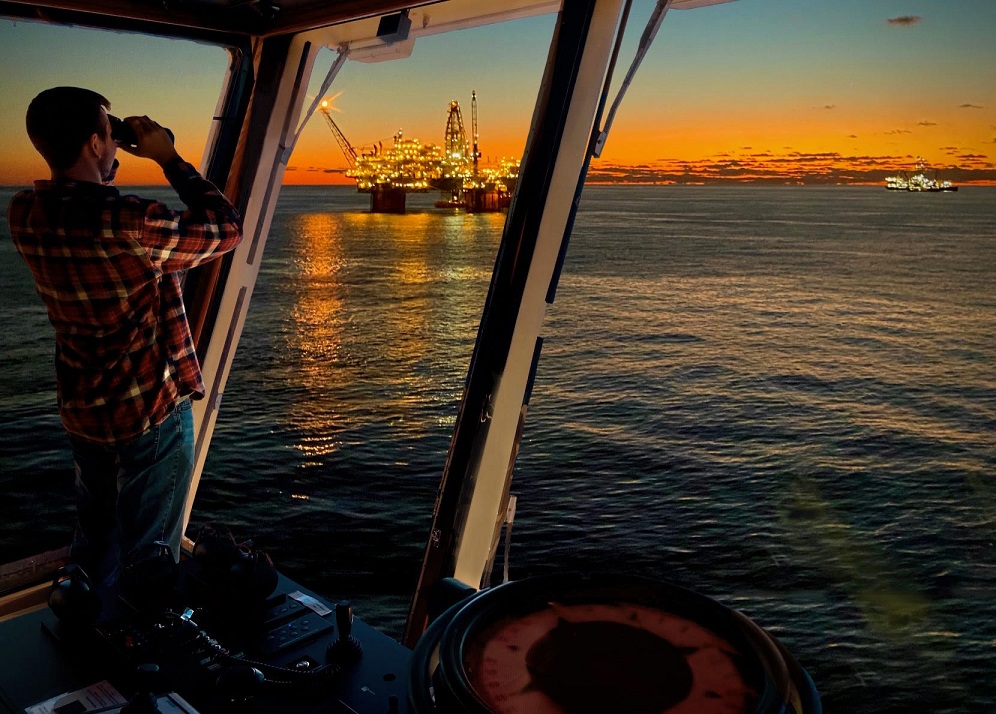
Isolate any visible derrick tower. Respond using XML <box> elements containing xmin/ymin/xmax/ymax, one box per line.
<box><xmin>471</xmin><ymin>90</ymin><xmax>480</xmax><ymax>173</ymax></box>
<box><xmin>438</xmin><ymin>99</ymin><xmax>472</xmax><ymax>197</ymax></box>
<box><xmin>434</xmin><ymin>92</ymin><xmax>517</xmax><ymax>212</ymax></box>
<box><xmin>444</xmin><ymin>100</ymin><xmax>469</xmax><ymax>161</ymax></box>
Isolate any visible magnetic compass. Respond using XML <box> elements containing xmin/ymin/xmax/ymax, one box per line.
<box><xmin>409</xmin><ymin>573</ymin><xmax>821</xmax><ymax>714</ymax></box>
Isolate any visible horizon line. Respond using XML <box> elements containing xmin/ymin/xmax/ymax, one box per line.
<box><xmin>3</xmin><ymin>179</ymin><xmax>996</xmax><ymax>188</ymax></box>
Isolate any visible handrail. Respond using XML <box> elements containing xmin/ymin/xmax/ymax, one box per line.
<box><xmin>0</xmin><ymin>547</ymin><xmax>68</xmax><ymax>599</ymax></box>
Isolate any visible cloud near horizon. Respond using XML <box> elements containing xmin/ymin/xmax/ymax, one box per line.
<box><xmin>887</xmin><ymin>15</ymin><xmax>921</xmax><ymax>27</ymax></box>
<box><xmin>287</xmin><ymin>165</ymin><xmax>348</xmax><ymax>174</ymax></box>
<box><xmin>586</xmin><ymin>149</ymin><xmax>996</xmax><ymax>185</ymax></box>
<box><xmin>959</xmin><ymin>104</ymin><xmax>984</xmax><ymax>110</ymax></box>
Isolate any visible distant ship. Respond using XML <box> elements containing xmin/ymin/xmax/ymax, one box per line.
<box><xmin>885</xmin><ymin>157</ymin><xmax>958</xmax><ymax>192</ymax></box>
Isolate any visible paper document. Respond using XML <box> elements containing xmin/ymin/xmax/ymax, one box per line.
<box><xmin>25</xmin><ymin>682</ymin><xmax>199</xmax><ymax>714</ymax></box>
<box><xmin>25</xmin><ymin>680</ymin><xmax>125</xmax><ymax>714</ymax></box>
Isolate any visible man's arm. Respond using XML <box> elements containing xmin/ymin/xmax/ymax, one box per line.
<box><xmin>142</xmin><ymin>160</ymin><xmax>243</xmax><ymax>273</ymax></box>
<box><xmin>120</xmin><ymin>116</ymin><xmax>243</xmax><ymax>272</ymax></box>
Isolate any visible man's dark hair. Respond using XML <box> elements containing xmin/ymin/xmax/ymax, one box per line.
<box><xmin>26</xmin><ymin>87</ymin><xmax>111</xmax><ymax>170</ymax></box>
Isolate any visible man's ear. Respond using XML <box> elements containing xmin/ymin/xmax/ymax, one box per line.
<box><xmin>86</xmin><ymin>132</ymin><xmax>101</xmax><ymax>158</ymax></box>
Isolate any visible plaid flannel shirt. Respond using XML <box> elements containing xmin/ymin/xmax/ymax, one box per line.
<box><xmin>7</xmin><ymin>160</ymin><xmax>243</xmax><ymax>445</ymax></box>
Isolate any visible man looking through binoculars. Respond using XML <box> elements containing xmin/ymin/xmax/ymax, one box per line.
<box><xmin>7</xmin><ymin>86</ymin><xmax>243</xmax><ymax>610</ymax></box>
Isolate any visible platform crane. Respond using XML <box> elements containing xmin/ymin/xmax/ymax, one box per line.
<box><xmin>320</xmin><ymin>99</ymin><xmax>356</xmax><ymax>169</ymax></box>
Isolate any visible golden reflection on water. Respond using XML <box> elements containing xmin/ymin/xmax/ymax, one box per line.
<box><xmin>283</xmin><ymin>209</ymin><xmax>505</xmax><ymax>460</ymax></box>
<box><xmin>287</xmin><ymin>212</ymin><xmax>347</xmax><ymax>460</ymax></box>
<box><xmin>288</xmin><ymin>213</ymin><xmax>346</xmax><ymax>363</ymax></box>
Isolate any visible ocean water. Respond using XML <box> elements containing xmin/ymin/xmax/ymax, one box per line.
<box><xmin>1</xmin><ymin>184</ymin><xmax>994</xmax><ymax>712</ymax></box>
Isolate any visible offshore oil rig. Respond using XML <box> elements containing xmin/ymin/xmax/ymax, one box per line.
<box><xmin>320</xmin><ymin>91</ymin><xmax>519</xmax><ymax>213</ymax></box>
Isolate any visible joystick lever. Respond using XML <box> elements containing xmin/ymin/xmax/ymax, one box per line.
<box><xmin>120</xmin><ymin>663</ymin><xmax>161</xmax><ymax>714</ymax></box>
<box><xmin>335</xmin><ymin>600</ymin><xmax>353</xmax><ymax>639</ymax></box>
<box><xmin>327</xmin><ymin>600</ymin><xmax>363</xmax><ymax>665</ymax></box>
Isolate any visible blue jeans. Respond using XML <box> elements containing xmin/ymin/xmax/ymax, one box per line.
<box><xmin>69</xmin><ymin>398</ymin><xmax>194</xmax><ymax>589</ymax></box>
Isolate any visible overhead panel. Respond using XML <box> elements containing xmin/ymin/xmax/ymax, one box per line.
<box><xmin>317</xmin><ymin>1</ymin><xmax>561</xmax><ymax>62</ymax></box>
<box><xmin>0</xmin><ymin>0</ymin><xmax>566</xmax><ymax>39</ymax></box>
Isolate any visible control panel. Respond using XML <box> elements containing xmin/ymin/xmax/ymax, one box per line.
<box><xmin>40</xmin><ymin>561</ymin><xmax>412</xmax><ymax>714</ymax></box>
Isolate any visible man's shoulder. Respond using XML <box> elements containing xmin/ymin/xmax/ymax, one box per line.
<box><xmin>7</xmin><ymin>187</ymin><xmax>35</xmax><ymax>206</ymax></box>
<box><xmin>6</xmin><ymin>188</ymin><xmax>35</xmax><ymax>225</ymax></box>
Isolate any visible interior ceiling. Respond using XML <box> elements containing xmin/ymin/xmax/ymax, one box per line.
<box><xmin>0</xmin><ymin>0</ymin><xmax>728</xmax><ymax>45</ymax></box>
<box><xmin>0</xmin><ymin>0</ymin><xmax>431</xmax><ymax>40</ymax></box>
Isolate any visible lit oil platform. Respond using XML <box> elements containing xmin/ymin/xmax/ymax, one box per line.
<box><xmin>320</xmin><ymin>92</ymin><xmax>518</xmax><ymax>214</ymax></box>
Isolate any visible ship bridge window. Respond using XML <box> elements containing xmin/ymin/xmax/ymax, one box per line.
<box><xmin>0</xmin><ymin>19</ymin><xmax>231</xmax><ymax>566</ymax></box>
<box><xmin>187</xmin><ymin>19</ymin><xmax>554</xmax><ymax>630</ymax></box>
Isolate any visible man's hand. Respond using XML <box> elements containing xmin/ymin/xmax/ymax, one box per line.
<box><xmin>118</xmin><ymin>115</ymin><xmax>181</xmax><ymax>167</ymax></box>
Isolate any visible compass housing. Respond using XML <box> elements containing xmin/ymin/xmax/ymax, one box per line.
<box><xmin>409</xmin><ymin>573</ymin><xmax>822</xmax><ymax>714</ymax></box>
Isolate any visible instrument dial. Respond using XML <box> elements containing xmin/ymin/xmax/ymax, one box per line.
<box><xmin>462</xmin><ymin>601</ymin><xmax>757</xmax><ymax>714</ymax></box>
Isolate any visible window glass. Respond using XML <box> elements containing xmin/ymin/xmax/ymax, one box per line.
<box><xmin>191</xmin><ymin>16</ymin><xmax>553</xmax><ymax>629</ymax></box>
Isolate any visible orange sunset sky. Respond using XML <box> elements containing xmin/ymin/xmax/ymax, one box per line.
<box><xmin>1</xmin><ymin>0</ymin><xmax>995</xmax><ymax>187</ymax></box>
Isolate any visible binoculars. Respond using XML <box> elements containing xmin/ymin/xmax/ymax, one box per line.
<box><xmin>108</xmin><ymin>114</ymin><xmax>174</xmax><ymax>147</ymax></box>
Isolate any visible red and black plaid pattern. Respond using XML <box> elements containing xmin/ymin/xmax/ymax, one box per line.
<box><xmin>7</xmin><ymin>160</ymin><xmax>242</xmax><ymax>445</ymax></box>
